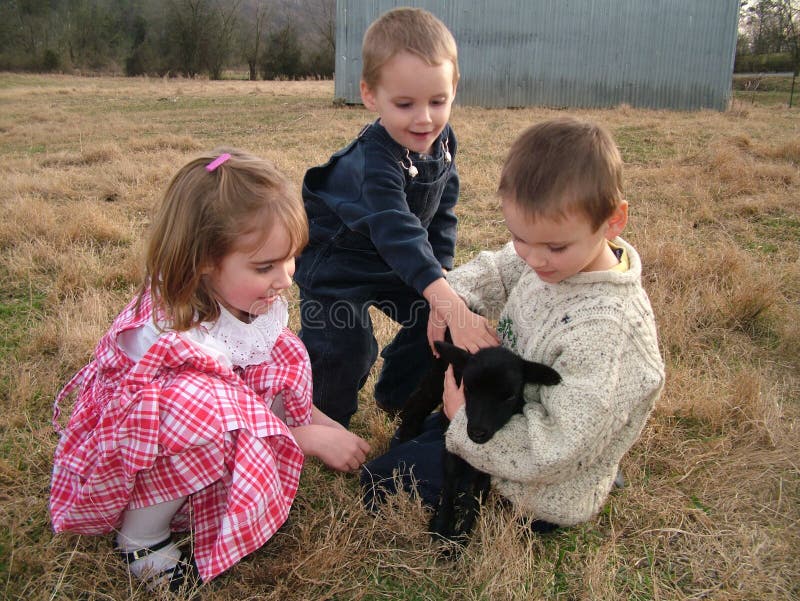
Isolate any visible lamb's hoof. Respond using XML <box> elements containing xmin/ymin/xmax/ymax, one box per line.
<box><xmin>375</xmin><ymin>400</ymin><xmax>402</xmax><ymax>419</ymax></box>
<box><xmin>392</xmin><ymin>427</ymin><xmax>413</xmax><ymax>444</ymax></box>
<box><xmin>430</xmin><ymin>531</ymin><xmax>467</xmax><ymax>559</ymax></box>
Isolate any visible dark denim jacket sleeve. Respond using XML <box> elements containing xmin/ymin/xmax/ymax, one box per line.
<box><xmin>335</xmin><ymin>144</ymin><xmax>446</xmax><ymax>294</ymax></box>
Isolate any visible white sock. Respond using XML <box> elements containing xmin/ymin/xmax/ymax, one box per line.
<box><xmin>116</xmin><ymin>497</ymin><xmax>186</xmax><ymax>589</ymax></box>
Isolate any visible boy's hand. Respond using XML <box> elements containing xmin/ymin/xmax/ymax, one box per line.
<box><xmin>427</xmin><ymin>311</ymin><xmax>448</xmax><ymax>352</ymax></box>
<box><xmin>443</xmin><ymin>366</ymin><xmax>465</xmax><ymax>420</ymax></box>
<box><xmin>446</xmin><ymin>308</ymin><xmax>498</xmax><ymax>354</ymax></box>
<box><xmin>291</xmin><ymin>424</ymin><xmax>371</xmax><ymax>472</ymax></box>
<box><xmin>423</xmin><ymin>277</ymin><xmax>499</xmax><ymax>354</ymax></box>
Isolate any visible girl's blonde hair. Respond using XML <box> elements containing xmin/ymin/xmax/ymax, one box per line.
<box><xmin>361</xmin><ymin>7</ymin><xmax>459</xmax><ymax>90</ymax></box>
<box><xmin>141</xmin><ymin>148</ymin><xmax>308</xmax><ymax>331</ymax></box>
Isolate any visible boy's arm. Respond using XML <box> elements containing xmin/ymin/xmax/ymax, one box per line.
<box><xmin>335</xmin><ymin>156</ymin><xmax>445</xmax><ymax>295</ymax></box>
<box><xmin>444</xmin><ymin>320</ymin><xmax>639</xmax><ymax>483</ymax></box>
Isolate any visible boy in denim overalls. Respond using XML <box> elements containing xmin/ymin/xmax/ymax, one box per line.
<box><xmin>295</xmin><ymin>8</ymin><xmax>496</xmax><ymax>427</ymax></box>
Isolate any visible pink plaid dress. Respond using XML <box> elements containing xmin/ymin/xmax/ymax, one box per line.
<box><xmin>50</xmin><ymin>291</ymin><xmax>312</xmax><ymax>582</ymax></box>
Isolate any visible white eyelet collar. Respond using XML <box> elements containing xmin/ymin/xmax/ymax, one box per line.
<box><xmin>194</xmin><ymin>297</ymin><xmax>288</xmax><ymax>368</ymax></box>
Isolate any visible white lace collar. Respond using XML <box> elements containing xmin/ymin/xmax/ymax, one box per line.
<box><xmin>191</xmin><ymin>297</ymin><xmax>288</xmax><ymax>368</ymax></box>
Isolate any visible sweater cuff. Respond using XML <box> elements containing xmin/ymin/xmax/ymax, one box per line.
<box><xmin>444</xmin><ymin>406</ymin><xmax>468</xmax><ymax>452</ymax></box>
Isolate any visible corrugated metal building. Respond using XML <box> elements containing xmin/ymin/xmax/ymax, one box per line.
<box><xmin>335</xmin><ymin>0</ymin><xmax>740</xmax><ymax>111</ymax></box>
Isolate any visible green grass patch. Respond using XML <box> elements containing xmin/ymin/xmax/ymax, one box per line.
<box><xmin>736</xmin><ymin>211</ymin><xmax>800</xmax><ymax>256</ymax></box>
<box><xmin>752</xmin><ymin>212</ymin><xmax>800</xmax><ymax>241</ymax></box>
<box><xmin>0</xmin><ymin>290</ymin><xmax>46</xmax><ymax>356</ymax></box>
<box><xmin>366</xmin><ymin>569</ymin><xmax>453</xmax><ymax>601</ymax></box>
<box><xmin>689</xmin><ymin>494</ymin><xmax>712</xmax><ymax>515</ymax></box>
<box><xmin>0</xmin><ymin>74</ymin><xmax>73</xmax><ymax>90</ymax></box>
<box><xmin>734</xmin><ymin>209</ymin><xmax>800</xmax><ymax>256</ymax></box>
<box><xmin>614</xmin><ymin>563</ymin><xmax>657</xmax><ymax>601</ymax></box>
<box><xmin>743</xmin><ymin>240</ymin><xmax>781</xmax><ymax>254</ymax></box>
<box><xmin>614</xmin><ymin>126</ymin><xmax>676</xmax><ymax>165</ymax></box>
<box><xmin>732</xmin><ymin>74</ymin><xmax>796</xmax><ymax>93</ymax></box>
<box><xmin>733</xmin><ymin>88</ymin><xmax>798</xmax><ymax>107</ymax></box>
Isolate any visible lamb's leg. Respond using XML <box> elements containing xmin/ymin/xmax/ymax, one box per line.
<box><xmin>428</xmin><ymin>448</ymin><xmax>462</xmax><ymax>543</ymax></box>
<box><xmin>395</xmin><ymin>355</ymin><xmax>447</xmax><ymax>442</ymax></box>
<box><xmin>429</xmin><ymin>450</ymin><xmax>486</xmax><ymax>554</ymax></box>
<box><xmin>447</xmin><ymin>466</ymin><xmax>490</xmax><ymax>546</ymax></box>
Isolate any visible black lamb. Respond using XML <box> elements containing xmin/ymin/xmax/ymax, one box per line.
<box><xmin>396</xmin><ymin>339</ymin><xmax>561</xmax><ymax>549</ymax></box>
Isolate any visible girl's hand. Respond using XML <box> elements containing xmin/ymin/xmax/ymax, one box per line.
<box><xmin>443</xmin><ymin>365</ymin><xmax>466</xmax><ymax>420</ymax></box>
<box><xmin>290</xmin><ymin>424</ymin><xmax>371</xmax><ymax>472</ymax></box>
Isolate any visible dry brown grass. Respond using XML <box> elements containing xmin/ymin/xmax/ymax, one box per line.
<box><xmin>1</xmin><ymin>74</ymin><xmax>798</xmax><ymax>600</ymax></box>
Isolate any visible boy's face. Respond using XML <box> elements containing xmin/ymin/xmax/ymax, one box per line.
<box><xmin>502</xmin><ymin>197</ymin><xmax>628</xmax><ymax>284</ymax></box>
<box><xmin>361</xmin><ymin>51</ymin><xmax>456</xmax><ymax>155</ymax></box>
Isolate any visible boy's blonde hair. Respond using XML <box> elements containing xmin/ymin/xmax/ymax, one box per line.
<box><xmin>141</xmin><ymin>148</ymin><xmax>308</xmax><ymax>330</ymax></box>
<box><xmin>499</xmin><ymin>118</ymin><xmax>624</xmax><ymax>231</ymax></box>
<box><xmin>361</xmin><ymin>7</ymin><xmax>459</xmax><ymax>90</ymax></box>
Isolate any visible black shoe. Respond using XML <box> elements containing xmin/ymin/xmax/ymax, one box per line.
<box><xmin>118</xmin><ymin>538</ymin><xmax>202</xmax><ymax>598</ymax></box>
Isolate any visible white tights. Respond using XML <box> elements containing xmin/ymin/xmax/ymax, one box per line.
<box><xmin>115</xmin><ymin>497</ymin><xmax>186</xmax><ymax>586</ymax></box>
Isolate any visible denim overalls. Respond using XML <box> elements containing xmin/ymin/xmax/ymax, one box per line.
<box><xmin>295</xmin><ymin>120</ymin><xmax>459</xmax><ymax>427</ymax></box>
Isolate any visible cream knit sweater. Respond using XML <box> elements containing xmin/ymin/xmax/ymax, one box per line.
<box><xmin>445</xmin><ymin>237</ymin><xmax>664</xmax><ymax>526</ymax></box>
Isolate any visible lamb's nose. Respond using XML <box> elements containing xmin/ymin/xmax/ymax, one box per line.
<box><xmin>468</xmin><ymin>427</ymin><xmax>489</xmax><ymax>443</ymax></box>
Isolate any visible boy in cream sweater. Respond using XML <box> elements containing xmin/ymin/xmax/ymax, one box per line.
<box><xmin>362</xmin><ymin>117</ymin><xmax>664</xmax><ymax>529</ymax></box>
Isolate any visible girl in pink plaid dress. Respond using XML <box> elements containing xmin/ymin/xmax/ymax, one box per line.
<box><xmin>49</xmin><ymin>149</ymin><xmax>370</xmax><ymax>594</ymax></box>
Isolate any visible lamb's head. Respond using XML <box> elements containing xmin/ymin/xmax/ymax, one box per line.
<box><xmin>434</xmin><ymin>341</ymin><xmax>561</xmax><ymax>444</ymax></box>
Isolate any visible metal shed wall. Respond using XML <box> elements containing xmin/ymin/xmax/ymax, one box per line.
<box><xmin>335</xmin><ymin>0</ymin><xmax>740</xmax><ymax>111</ymax></box>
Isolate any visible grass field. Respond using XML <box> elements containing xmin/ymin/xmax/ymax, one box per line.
<box><xmin>0</xmin><ymin>73</ymin><xmax>798</xmax><ymax>600</ymax></box>
<box><xmin>732</xmin><ymin>73</ymin><xmax>799</xmax><ymax>107</ymax></box>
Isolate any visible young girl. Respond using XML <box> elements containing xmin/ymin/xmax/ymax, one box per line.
<box><xmin>49</xmin><ymin>149</ymin><xmax>370</xmax><ymax>593</ymax></box>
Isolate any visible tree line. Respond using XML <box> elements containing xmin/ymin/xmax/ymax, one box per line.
<box><xmin>0</xmin><ymin>0</ymin><xmax>335</xmax><ymax>79</ymax></box>
<box><xmin>8</xmin><ymin>1</ymin><xmax>793</xmax><ymax>81</ymax></box>
<box><xmin>736</xmin><ymin>0</ymin><xmax>800</xmax><ymax>73</ymax></box>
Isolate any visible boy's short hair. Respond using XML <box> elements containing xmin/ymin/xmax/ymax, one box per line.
<box><xmin>361</xmin><ymin>7</ymin><xmax>459</xmax><ymax>90</ymax></box>
<box><xmin>498</xmin><ymin>118</ymin><xmax>624</xmax><ymax>231</ymax></box>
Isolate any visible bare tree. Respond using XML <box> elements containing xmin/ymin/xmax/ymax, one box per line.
<box><xmin>261</xmin><ymin>23</ymin><xmax>303</xmax><ymax>79</ymax></box>
<box><xmin>299</xmin><ymin>0</ymin><xmax>335</xmax><ymax>76</ymax></box>
<box><xmin>2</xmin><ymin>0</ymin><xmax>61</xmax><ymax>69</ymax></box>
<box><xmin>778</xmin><ymin>0</ymin><xmax>800</xmax><ymax>73</ymax></box>
<box><xmin>165</xmin><ymin>0</ymin><xmax>240</xmax><ymax>78</ymax></box>
<box><xmin>741</xmin><ymin>0</ymin><xmax>799</xmax><ymax>103</ymax></box>
<box><xmin>207</xmin><ymin>0</ymin><xmax>242</xmax><ymax>79</ymax></box>
<box><xmin>302</xmin><ymin>0</ymin><xmax>335</xmax><ymax>57</ymax></box>
<box><xmin>742</xmin><ymin>0</ymin><xmax>800</xmax><ymax>61</ymax></box>
<box><xmin>242</xmin><ymin>0</ymin><xmax>272</xmax><ymax>81</ymax></box>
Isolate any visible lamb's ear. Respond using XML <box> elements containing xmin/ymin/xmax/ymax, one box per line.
<box><xmin>434</xmin><ymin>341</ymin><xmax>470</xmax><ymax>371</ymax></box>
<box><xmin>435</xmin><ymin>341</ymin><xmax>470</xmax><ymax>385</ymax></box>
<box><xmin>522</xmin><ymin>360</ymin><xmax>561</xmax><ymax>386</ymax></box>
